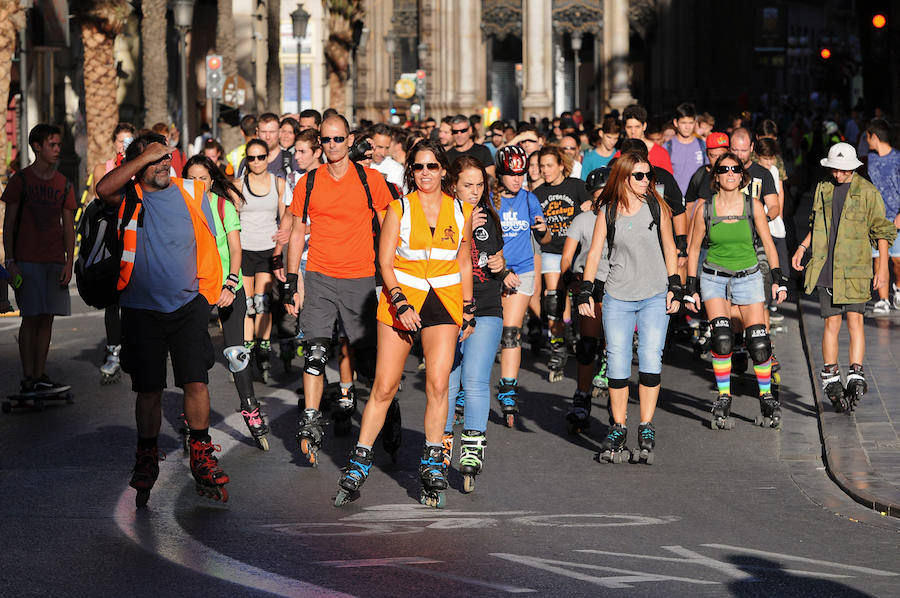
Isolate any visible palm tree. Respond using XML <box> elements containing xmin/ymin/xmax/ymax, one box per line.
<box><xmin>140</xmin><ymin>0</ymin><xmax>168</xmax><ymax>127</ymax></box>
<box><xmin>0</xmin><ymin>0</ymin><xmax>26</xmax><ymax>179</ymax></box>
<box><xmin>217</xmin><ymin>0</ymin><xmax>241</xmax><ymax>150</ymax></box>
<box><xmin>73</xmin><ymin>0</ymin><xmax>132</xmax><ymax>176</ymax></box>
<box><xmin>265</xmin><ymin>0</ymin><xmax>281</xmax><ymax>114</ymax></box>
<box><xmin>324</xmin><ymin>0</ymin><xmax>364</xmax><ymax>114</ymax></box>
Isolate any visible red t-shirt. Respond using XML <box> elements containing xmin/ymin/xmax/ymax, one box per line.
<box><xmin>1</xmin><ymin>167</ymin><xmax>76</xmax><ymax>263</ymax></box>
<box><xmin>648</xmin><ymin>143</ymin><xmax>674</xmax><ymax>174</ymax></box>
<box><xmin>289</xmin><ymin>164</ymin><xmax>394</xmax><ymax>278</ymax></box>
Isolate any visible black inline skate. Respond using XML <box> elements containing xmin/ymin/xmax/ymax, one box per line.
<box><xmin>188</xmin><ymin>438</ymin><xmax>230</xmax><ymax>502</ymax></box>
<box><xmin>459</xmin><ymin>430</ymin><xmax>486</xmax><ymax>493</ymax></box>
<box><xmin>844</xmin><ymin>364</ymin><xmax>867</xmax><ymax>412</ymax></box>
<box><xmin>419</xmin><ymin>445</ymin><xmax>449</xmax><ymax>508</ymax></box>
<box><xmin>526</xmin><ymin>315</ymin><xmax>544</xmax><ymax>355</ymax></box>
<box><xmin>334</xmin><ymin>446</ymin><xmax>373</xmax><ymax>507</ymax></box>
<box><xmin>596</xmin><ymin>424</ymin><xmax>630</xmax><ymax>463</ymax></box>
<box><xmin>591</xmin><ymin>351</ymin><xmax>609</xmax><ymax>399</ymax></box>
<box><xmin>381</xmin><ymin>398</ymin><xmax>402</xmax><ymax>463</ymax></box>
<box><xmin>548</xmin><ymin>336</ymin><xmax>568</xmax><ymax>382</ymax></box>
<box><xmin>100</xmin><ymin>344</ymin><xmax>121</xmax><ymax>384</ymax></box>
<box><xmin>566</xmin><ymin>390</ymin><xmax>591</xmax><ymax>435</ymax></box>
<box><xmin>255</xmin><ymin>339</ymin><xmax>272</xmax><ymax>384</ymax></box>
<box><xmin>239</xmin><ymin>398</ymin><xmax>270</xmax><ymax>451</ymax></box>
<box><xmin>497</xmin><ymin>378</ymin><xmax>519</xmax><ymax>428</ymax></box>
<box><xmin>632</xmin><ymin>422</ymin><xmax>656</xmax><ymax>465</ymax></box>
<box><xmin>693</xmin><ymin>320</ymin><xmax>711</xmax><ymax>358</ymax></box>
<box><xmin>297</xmin><ymin>408</ymin><xmax>325</xmax><ymax>467</ymax></box>
<box><xmin>820</xmin><ymin>364</ymin><xmax>847</xmax><ymax>412</ymax></box>
<box><xmin>710</xmin><ymin>394</ymin><xmax>735</xmax><ymax>430</ymax></box>
<box><xmin>755</xmin><ymin>392</ymin><xmax>782</xmax><ymax>429</ymax></box>
<box><xmin>453</xmin><ymin>388</ymin><xmax>465</xmax><ymax>426</ymax></box>
<box><xmin>332</xmin><ymin>385</ymin><xmax>356</xmax><ymax>436</ymax></box>
<box><xmin>130</xmin><ymin>445</ymin><xmax>165</xmax><ymax>508</ymax></box>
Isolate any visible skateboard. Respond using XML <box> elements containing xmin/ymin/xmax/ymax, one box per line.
<box><xmin>3</xmin><ymin>386</ymin><xmax>73</xmax><ymax>413</ymax></box>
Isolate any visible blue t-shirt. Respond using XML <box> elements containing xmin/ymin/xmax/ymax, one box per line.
<box><xmin>868</xmin><ymin>148</ymin><xmax>900</xmax><ymax>220</ymax></box>
<box><xmin>499</xmin><ymin>188</ymin><xmax>544</xmax><ymax>274</ymax></box>
<box><xmin>120</xmin><ymin>182</ymin><xmax>214</xmax><ymax>313</ymax></box>
<box><xmin>580</xmin><ymin>149</ymin><xmax>614</xmax><ymax>180</ymax></box>
<box><xmin>667</xmin><ymin>137</ymin><xmax>707</xmax><ymax>196</ymax></box>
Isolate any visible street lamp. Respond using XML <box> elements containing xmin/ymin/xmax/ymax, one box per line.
<box><xmin>291</xmin><ymin>4</ymin><xmax>310</xmax><ymax>111</ymax></box>
<box><xmin>570</xmin><ymin>31</ymin><xmax>582</xmax><ymax>112</ymax></box>
<box><xmin>173</xmin><ymin>0</ymin><xmax>195</xmax><ymax>156</ymax></box>
<box><xmin>384</xmin><ymin>35</ymin><xmax>396</xmax><ymax>116</ymax></box>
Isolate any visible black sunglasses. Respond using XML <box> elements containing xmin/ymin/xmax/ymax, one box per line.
<box><xmin>412</xmin><ymin>162</ymin><xmax>441</xmax><ymax>171</ymax></box>
<box><xmin>630</xmin><ymin>171</ymin><xmax>651</xmax><ymax>181</ymax></box>
<box><xmin>452</xmin><ymin>128</ymin><xmax>469</xmax><ymax>134</ymax></box>
<box><xmin>320</xmin><ymin>136</ymin><xmax>347</xmax><ymax>144</ymax></box>
<box><xmin>714</xmin><ymin>165</ymin><xmax>743</xmax><ymax>174</ymax></box>
<box><xmin>246</xmin><ymin>154</ymin><xmax>267</xmax><ymax>162</ymax></box>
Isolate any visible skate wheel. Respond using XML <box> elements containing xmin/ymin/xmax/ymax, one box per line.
<box><xmin>463</xmin><ymin>475</ymin><xmax>476</xmax><ymax>493</ymax></box>
<box><xmin>755</xmin><ymin>415</ymin><xmax>764</xmax><ymax>426</ymax></box>
<box><xmin>506</xmin><ymin>413</ymin><xmax>516</xmax><ymax>428</ymax></box>
<box><xmin>135</xmin><ymin>489</ymin><xmax>151</xmax><ymax>508</ymax></box>
<box><xmin>1</xmin><ymin>401</ymin><xmax>10</xmax><ymax>414</ymax></box>
<box><xmin>420</xmin><ymin>492</ymin><xmax>446</xmax><ymax>509</ymax></box>
<box><xmin>218</xmin><ymin>487</ymin><xmax>229</xmax><ymax>503</ymax></box>
<box><xmin>773</xmin><ymin>372</ymin><xmax>781</xmax><ymax>385</ymax></box>
<box><xmin>644</xmin><ymin>452</ymin><xmax>655</xmax><ymax>465</ymax></box>
<box><xmin>724</xmin><ymin>418</ymin><xmax>735</xmax><ymax>430</ymax></box>
<box><xmin>257</xmin><ymin>435</ymin><xmax>270</xmax><ymax>451</ymax></box>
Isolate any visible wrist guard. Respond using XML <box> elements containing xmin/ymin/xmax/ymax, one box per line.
<box><xmin>771</xmin><ymin>267</ymin><xmax>788</xmax><ymax>291</ymax></box>
<box><xmin>667</xmin><ymin>274</ymin><xmax>684</xmax><ymax>302</ymax></box>
<box><xmin>575</xmin><ymin>280</ymin><xmax>594</xmax><ymax>307</ymax></box>
<box><xmin>463</xmin><ymin>300</ymin><xmax>477</xmax><ymax>315</ymax></box>
<box><xmin>270</xmin><ymin>254</ymin><xmax>284</xmax><ymax>270</ymax></box>
<box><xmin>683</xmin><ymin>276</ymin><xmax>699</xmax><ymax>303</ymax></box>
<box><xmin>282</xmin><ymin>273</ymin><xmax>298</xmax><ymax>306</ymax></box>
<box><xmin>675</xmin><ymin>235</ymin><xmax>688</xmax><ymax>257</ymax></box>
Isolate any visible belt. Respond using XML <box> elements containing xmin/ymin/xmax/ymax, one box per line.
<box><xmin>701</xmin><ymin>263</ymin><xmax>760</xmax><ymax>279</ymax></box>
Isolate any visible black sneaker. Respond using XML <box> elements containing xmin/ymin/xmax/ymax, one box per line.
<box><xmin>33</xmin><ymin>375</ymin><xmax>67</xmax><ymax>393</ymax></box>
<box><xmin>19</xmin><ymin>378</ymin><xmax>36</xmax><ymax>395</ymax></box>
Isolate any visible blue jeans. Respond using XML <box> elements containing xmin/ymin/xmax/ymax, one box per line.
<box><xmin>445</xmin><ymin>316</ymin><xmax>504</xmax><ymax>432</ymax></box>
<box><xmin>602</xmin><ymin>292</ymin><xmax>669</xmax><ymax>380</ymax></box>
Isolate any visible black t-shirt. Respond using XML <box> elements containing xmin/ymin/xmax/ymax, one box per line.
<box><xmin>447</xmin><ymin>143</ymin><xmax>493</xmax><ymax>169</ymax></box>
<box><xmin>698</xmin><ymin>161</ymin><xmax>776</xmax><ymax>203</ymax></box>
<box><xmin>469</xmin><ymin>211</ymin><xmax>505</xmax><ymax>318</ymax></box>
<box><xmin>652</xmin><ymin>166</ymin><xmax>685</xmax><ymax>216</ymax></box>
<box><xmin>816</xmin><ymin>181</ymin><xmax>851</xmax><ymax>289</ymax></box>
<box><xmin>533</xmin><ymin>177</ymin><xmax>589</xmax><ymax>254</ymax></box>
<box><xmin>684</xmin><ymin>165</ymin><xmax>710</xmax><ymax>204</ymax></box>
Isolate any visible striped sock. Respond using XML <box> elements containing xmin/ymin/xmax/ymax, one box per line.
<box><xmin>711</xmin><ymin>352</ymin><xmax>732</xmax><ymax>395</ymax></box>
<box><xmin>754</xmin><ymin>358</ymin><xmax>773</xmax><ymax>395</ymax></box>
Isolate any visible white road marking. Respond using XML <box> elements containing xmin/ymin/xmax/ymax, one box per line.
<box><xmin>702</xmin><ymin>544</ymin><xmax>900</xmax><ymax>577</ymax></box>
<box><xmin>316</xmin><ymin>557</ymin><xmax>440</xmax><ymax>567</ymax></box>
<box><xmin>513</xmin><ymin>513</ymin><xmax>680</xmax><ymax>528</ymax></box>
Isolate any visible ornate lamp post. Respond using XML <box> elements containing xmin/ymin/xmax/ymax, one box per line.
<box><xmin>291</xmin><ymin>4</ymin><xmax>310</xmax><ymax>112</ymax></box>
<box><xmin>570</xmin><ymin>31</ymin><xmax>582</xmax><ymax>111</ymax></box>
<box><xmin>384</xmin><ymin>35</ymin><xmax>396</xmax><ymax>116</ymax></box>
<box><xmin>172</xmin><ymin>0</ymin><xmax>195</xmax><ymax>155</ymax></box>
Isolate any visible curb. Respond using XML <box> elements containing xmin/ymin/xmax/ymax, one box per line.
<box><xmin>796</xmin><ymin>297</ymin><xmax>900</xmax><ymax>519</ymax></box>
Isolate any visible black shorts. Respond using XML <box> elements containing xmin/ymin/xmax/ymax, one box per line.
<box><xmin>242</xmin><ymin>248</ymin><xmax>274</xmax><ymax>277</ymax></box>
<box><xmin>817</xmin><ymin>287</ymin><xmax>866</xmax><ymax>319</ymax></box>
<box><xmin>121</xmin><ymin>295</ymin><xmax>215</xmax><ymax>393</ymax></box>
<box><xmin>417</xmin><ymin>288</ymin><xmax>456</xmax><ymax>328</ymax></box>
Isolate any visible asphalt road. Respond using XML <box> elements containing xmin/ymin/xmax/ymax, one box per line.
<box><xmin>1</xmin><ymin>296</ymin><xmax>898</xmax><ymax>597</ymax></box>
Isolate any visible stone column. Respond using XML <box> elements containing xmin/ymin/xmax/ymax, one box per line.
<box><xmin>522</xmin><ymin>0</ymin><xmax>553</xmax><ymax>119</ymax></box>
<box><xmin>606</xmin><ymin>0</ymin><xmax>634</xmax><ymax>112</ymax></box>
<box><xmin>456</xmin><ymin>0</ymin><xmax>478</xmax><ymax>109</ymax></box>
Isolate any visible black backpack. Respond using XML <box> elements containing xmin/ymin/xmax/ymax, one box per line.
<box><xmin>74</xmin><ymin>186</ymin><xmax>141</xmax><ymax>309</ymax></box>
<box><xmin>605</xmin><ymin>194</ymin><xmax>664</xmax><ymax>255</ymax></box>
<box><xmin>702</xmin><ymin>191</ymin><xmax>759</xmax><ymax>250</ymax></box>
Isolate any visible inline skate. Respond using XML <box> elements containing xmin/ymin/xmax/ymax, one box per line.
<box><xmin>334</xmin><ymin>446</ymin><xmax>373</xmax><ymax>507</ymax></box>
<box><xmin>566</xmin><ymin>390</ymin><xmax>591</xmax><ymax>435</ymax></box>
<box><xmin>419</xmin><ymin>445</ymin><xmax>448</xmax><ymax>508</ymax></box>
<box><xmin>596</xmin><ymin>424</ymin><xmax>630</xmax><ymax>463</ymax></box>
<box><xmin>844</xmin><ymin>364</ymin><xmax>867</xmax><ymax>412</ymax></box>
<box><xmin>591</xmin><ymin>351</ymin><xmax>609</xmax><ymax>399</ymax></box>
<box><xmin>188</xmin><ymin>438</ymin><xmax>230</xmax><ymax>502</ymax></box>
<box><xmin>240</xmin><ymin>398</ymin><xmax>270</xmax><ymax>451</ymax></box>
<box><xmin>710</xmin><ymin>394</ymin><xmax>735</xmax><ymax>430</ymax></box>
<box><xmin>820</xmin><ymin>365</ymin><xmax>847</xmax><ymax>412</ymax></box>
<box><xmin>548</xmin><ymin>336</ymin><xmax>568</xmax><ymax>382</ymax></box>
<box><xmin>453</xmin><ymin>388</ymin><xmax>465</xmax><ymax>426</ymax></box>
<box><xmin>255</xmin><ymin>339</ymin><xmax>272</xmax><ymax>384</ymax></box>
<box><xmin>632</xmin><ymin>422</ymin><xmax>656</xmax><ymax>465</ymax></box>
<box><xmin>332</xmin><ymin>385</ymin><xmax>356</xmax><ymax>436</ymax></box>
<box><xmin>297</xmin><ymin>408</ymin><xmax>325</xmax><ymax>467</ymax></box>
<box><xmin>459</xmin><ymin>430</ymin><xmax>486</xmax><ymax>493</ymax></box>
<box><xmin>755</xmin><ymin>392</ymin><xmax>782</xmax><ymax>429</ymax></box>
<box><xmin>381</xmin><ymin>398</ymin><xmax>402</xmax><ymax>463</ymax></box>
<box><xmin>100</xmin><ymin>344</ymin><xmax>121</xmax><ymax>384</ymax></box>
<box><xmin>130</xmin><ymin>445</ymin><xmax>165</xmax><ymax>508</ymax></box>
<box><xmin>693</xmin><ymin>320</ymin><xmax>711</xmax><ymax>358</ymax></box>
<box><xmin>497</xmin><ymin>378</ymin><xmax>519</xmax><ymax>428</ymax></box>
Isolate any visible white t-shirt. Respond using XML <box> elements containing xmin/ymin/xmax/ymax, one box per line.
<box><xmin>372</xmin><ymin>155</ymin><xmax>405</xmax><ymax>191</ymax></box>
<box><xmin>765</xmin><ymin>164</ymin><xmax>786</xmax><ymax>238</ymax></box>
<box><xmin>570</xmin><ymin>160</ymin><xmax>582</xmax><ymax>180</ymax></box>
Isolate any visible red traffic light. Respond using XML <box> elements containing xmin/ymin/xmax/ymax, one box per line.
<box><xmin>207</xmin><ymin>56</ymin><xmax>222</xmax><ymax>70</ymax></box>
<box><xmin>416</xmin><ymin>69</ymin><xmax>426</xmax><ymax>79</ymax></box>
<box><xmin>820</xmin><ymin>48</ymin><xmax>832</xmax><ymax>59</ymax></box>
<box><xmin>872</xmin><ymin>14</ymin><xmax>886</xmax><ymax>28</ymax></box>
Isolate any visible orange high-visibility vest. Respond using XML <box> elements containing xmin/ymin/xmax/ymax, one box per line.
<box><xmin>117</xmin><ymin>177</ymin><xmax>223</xmax><ymax>304</ymax></box>
<box><xmin>377</xmin><ymin>191</ymin><xmax>472</xmax><ymax>329</ymax></box>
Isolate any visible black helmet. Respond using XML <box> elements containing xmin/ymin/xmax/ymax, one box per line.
<box><xmin>585</xmin><ymin>167</ymin><xmax>610</xmax><ymax>193</ymax></box>
<box><xmin>495</xmin><ymin>145</ymin><xmax>528</xmax><ymax>176</ymax></box>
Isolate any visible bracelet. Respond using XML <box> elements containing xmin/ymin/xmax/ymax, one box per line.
<box><xmin>463</xmin><ymin>301</ymin><xmax>477</xmax><ymax>315</ymax></box>
<box><xmin>222</xmin><ymin>285</ymin><xmax>236</xmax><ymax>294</ymax></box>
<box><xmin>391</xmin><ymin>291</ymin><xmax>408</xmax><ymax>305</ymax></box>
<box><xmin>396</xmin><ymin>304</ymin><xmax>412</xmax><ymax>316</ymax></box>
<box><xmin>226</xmin><ymin>273</ymin><xmax>240</xmax><ymax>284</ymax></box>
<box><xmin>798</xmin><ymin>244</ymin><xmax>808</xmax><ymax>252</ymax></box>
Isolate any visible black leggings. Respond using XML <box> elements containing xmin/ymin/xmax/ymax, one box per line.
<box><xmin>218</xmin><ymin>287</ymin><xmax>255</xmax><ymax>404</ymax></box>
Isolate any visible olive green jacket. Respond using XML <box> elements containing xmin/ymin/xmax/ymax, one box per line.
<box><xmin>805</xmin><ymin>174</ymin><xmax>897</xmax><ymax>303</ymax></box>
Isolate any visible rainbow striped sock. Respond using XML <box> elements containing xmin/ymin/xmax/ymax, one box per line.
<box><xmin>711</xmin><ymin>352</ymin><xmax>732</xmax><ymax>395</ymax></box>
<box><xmin>754</xmin><ymin>357</ymin><xmax>773</xmax><ymax>395</ymax></box>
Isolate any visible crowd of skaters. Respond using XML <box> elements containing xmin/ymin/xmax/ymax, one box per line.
<box><xmin>1</xmin><ymin>93</ymin><xmax>898</xmax><ymax>508</ymax></box>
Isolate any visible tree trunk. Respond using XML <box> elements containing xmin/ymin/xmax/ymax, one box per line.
<box><xmin>265</xmin><ymin>0</ymin><xmax>281</xmax><ymax>114</ymax></box>
<box><xmin>81</xmin><ymin>22</ymin><xmax>120</xmax><ymax>175</ymax></box>
<box><xmin>140</xmin><ymin>0</ymin><xmax>168</xmax><ymax>127</ymax></box>
<box><xmin>324</xmin><ymin>5</ymin><xmax>357</xmax><ymax>118</ymax></box>
<box><xmin>216</xmin><ymin>0</ymin><xmax>241</xmax><ymax>151</ymax></box>
<box><xmin>0</xmin><ymin>0</ymin><xmax>25</xmax><ymax>179</ymax></box>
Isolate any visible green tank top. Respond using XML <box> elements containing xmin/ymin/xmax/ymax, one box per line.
<box><xmin>705</xmin><ymin>196</ymin><xmax>758</xmax><ymax>272</ymax></box>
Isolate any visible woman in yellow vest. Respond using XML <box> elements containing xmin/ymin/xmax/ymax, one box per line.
<box><xmin>335</xmin><ymin>140</ymin><xmax>475</xmax><ymax>509</ymax></box>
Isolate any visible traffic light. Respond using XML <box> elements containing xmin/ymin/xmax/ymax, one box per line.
<box><xmin>415</xmin><ymin>69</ymin><xmax>426</xmax><ymax>96</ymax></box>
<box><xmin>872</xmin><ymin>14</ymin><xmax>886</xmax><ymax>29</ymax></box>
<box><xmin>820</xmin><ymin>48</ymin><xmax>832</xmax><ymax>60</ymax></box>
<box><xmin>206</xmin><ymin>55</ymin><xmax>224</xmax><ymax>100</ymax></box>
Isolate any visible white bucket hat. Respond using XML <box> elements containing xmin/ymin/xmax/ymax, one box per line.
<box><xmin>820</xmin><ymin>142</ymin><xmax>862</xmax><ymax>170</ymax></box>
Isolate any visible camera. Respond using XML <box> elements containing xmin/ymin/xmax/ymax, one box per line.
<box><xmin>348</xmin><ymin>137</ymin><xmax>373</xmax><ymax>163</ymax></box>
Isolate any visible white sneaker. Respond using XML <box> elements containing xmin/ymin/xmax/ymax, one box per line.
<box><xmin>873</xmin><ymin>298</ymin><xmax>891</xmax><ymax>315</ymax></box>
<box><xmin>892</xmin><ymin>284</ymin><xmax>900</xmax><ymax>310</ymax></box>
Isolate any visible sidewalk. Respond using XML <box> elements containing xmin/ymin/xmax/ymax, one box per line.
<box><xmin>797</xmin><ymin>292</ymin><xmax>900</xmax><ymax>518</ymax></box>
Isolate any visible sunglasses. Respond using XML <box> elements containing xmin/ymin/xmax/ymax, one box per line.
<box><xmin>521</xmin><ymin>138</ymin><xmax>539</xmax><ymax>144</ymax></box>
<box><xmin>320</xmin><ymin>136</ymin><xmax>347</xmax><ymax>144</ymax></box>
<box><xmin>561</xmin><ymin>146</ymin><xmax>578</xmax><ymax>152</ymax></box>
<box><xmin>631</xmin><ymin>171</ymin><xmax>651</xmax><ymax>181</ymax></box>
<box><xmin>714</xmin><ymin>165</ymin><xmax>743</xmax><ymax>174</ymax></box>
<box><xmin>246</xmin><ymin>154</ymin><xmax>267</xmax><ymax>162</ymax></box>
<box><xmin>412</xmin><ymin>162</ymin><xmax>441</xmax><ymax>172</ymax></box>
<box><xmin>452</xmin><ymin>128</ymin><xmax>469</xmax><ymax>134</ymax></box>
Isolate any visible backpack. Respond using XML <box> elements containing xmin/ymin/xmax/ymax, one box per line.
<box><xmin>605</xmin><ymin>194</ymin><xmax>664</xmax><ymax>255</ymax></box>
<box><xmin>74</xmin><ymin>185</ymin><xmax>141</xmax><ymax>309</ymax></box>
<box><xmin>701</xmin><ymin>191</ymin><xmax>759</xmax><ymax>250</ymax></box>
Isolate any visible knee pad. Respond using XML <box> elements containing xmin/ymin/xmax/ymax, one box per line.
<box><xmin>245</xmin><ymin>296</ymin><xmax>257</xmax><ymax>316</ymax></box>
<box><xmin>575</xmin><ymin>336</ymin><xmax>599</xmax><ymax>365</ymax></box>
<box><xmin>745</xmin><ymin>324</ymin><xmax>771</xmax><ymax>364</ymax></box>
<box><xmin>500</xmin><ymin>326</ymin><xmax>521</xmax><ymax>349</ymax></box>
<box><xmin>253</xmin><ymin>293</ymin><xmax>271</xmax><ymax>314</ymax></box>
<box><xmin>543</xmin><ymin>290</ymin><xmax>561</xmax><ymax>321</ymax></box>
<box><xmin>710</xmin><ymin>317</ymin><xmax>733</xmax><ymax>356</ymax></box>
<box><xmin>638</xmin><ymin>371</ymin><xmax>661</xmax><ymax>387</ymax></box>
<box><xmin>223</xmin><ymin>345</ymin><xmax>251</xmax><ymax>373</ymax></box>
<box><xmin>304</xmin><ymin>338</ymin><xmax>330</xmax><ymax>376</ymax></box>
<box><xmin>608</xmin><ymin>377</ymin><xmax>629</xmax><ymax>389</ymax></box>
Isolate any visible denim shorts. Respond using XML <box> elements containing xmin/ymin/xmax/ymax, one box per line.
<box><xmin>541</xmin><ymin>252</ymin><xmax>562</xmax><ymax>274</ymax></box>
<box><xmin>700</xmin><ymin>267</ymin><xmax>766</xmax><ymax>305</ymax></box>
<box><xmin>601</xmin><ymin>292</ymin><xmax>669</xmax><ymax>380</ymax></box>
<box><xmin>872</xmin><ymin>230</ymin><xmax>900</xmax><ymax>258</ymax></box>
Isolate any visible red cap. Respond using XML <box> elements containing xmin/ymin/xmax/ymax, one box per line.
<box><xmin>706</xmin><ymin>132</ymin><xmax>729</xmax><ymax>149</ymax></box>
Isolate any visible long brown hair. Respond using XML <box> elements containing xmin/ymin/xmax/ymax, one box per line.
<box><xmin>537</xmin><ymin>144</ymin><xmax>572</xmax><ymax>179</ymax></box>
<box><xmin>404</xmin><ymin>139</ymin><xmax>454</xmax><ymax>196</ymax></box>
<box><xmin>450</xmin><ymin>156</ymin><xmax>501</xmax><ymax>238</ymax></box>
<box><xmin>598</xmin><ymin>151</ymin><xmax>670</xmax><ymax>218</ymax></box>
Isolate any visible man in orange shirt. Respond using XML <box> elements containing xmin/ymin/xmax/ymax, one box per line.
<box><xmin>282</xmin><ymin>114</ymin><xmax>394</xmax><ymax>466</ymax></box>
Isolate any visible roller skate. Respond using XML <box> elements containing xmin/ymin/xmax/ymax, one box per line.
<box><xmin>255</xmin><ymin>340</ymin><xmax>272</xmax><ymax>384</ymax></box>
<box><xmin>130</xmin><ymin>445</ymin><xmax>165</xmax><ymax>508</ymax></box>
<box><xmin>591</xmin><ymin>351</ymin><xmax>609</xmax><ymax>399</ymax></box>
<box><xmin>441</xmin><ymin>432</ymin><xmax>454</xmax><ymax>470</ymax></box>
<box><xmin>297</xmin><ymin>408</ymin><xmax>325</xmax><ymax>467</ymax></box>
<box><xmin>188</xmin><ymin>438</ymin><xmax>230</xmax><ymax>502</ymax></box>
<box><xmin>710</xmin><ymin>394</ymin><xmax>735</xmax><ymax>430</ymax></box>
<box><xmin>844</xmin><ymin>364</ymin><xmax>867</xmax><ymax>412</ymax></box>
<box><xmin>755</xmin><ymin>392</ymin><xmax>782</xmax><ymax>429</ymax></box>
<box><xmin>459</xmin><ymin>430</ymin><xmax>486</xmax><ymax>493</ymax></box>
<box><xmin>332</xmin><ymin>386</ymin><xmax>356</xmax><ymax>436</ymax></box>
<box><xmin>820</xmin><ymin>365</ymin><xmax>848</xmax><ymax>413</ymax></box>
<box><xmin>693</xmin><ymin>320</ymin><xmax>711</xmax><ymax>358</ymax></box>
<box><xmin>497</xmin><ymin>378</ymin><xmax>519</xmax><ymax>428</ymax></box>
<box><xmin>564</xmin><ymin>321</ymin><xmax>578</xmax><ymax>355</ymax></box>
<box><xmin>381</xmin><ymin>398</ymin><xmax>402</xmax><ymax>463</ymax></box>
<box><xmin>100</xmin><ymin>345</ymin><xmax>121</xmax><ymax>384</ymax></box>
<box><xmin>179</xmin><ymin>413</ymin><xmax>190</xmax><ymax>453</ymax></box>
<box><xmin>526</xmin><ymin>316</ymin><xmax>544</xmax><ymax>355</ymax></box>
<box><xmin>334</xmin><ymin>446</ymin><xmax>373</xmax><ymax>507</ymax></box>
<box><xmin>240</xmin><ymin>398</ymin><xmax>270</xmax><ymax>451</ymax></box>
<box><xmin>566</xmin><ymin>390</ymin><xmax>592</xmax><ymax>435</ymax></box>
<box><xmin>548</xmin><ymin>337</ymin><xmax>567</xmax><ymax>382</ymax></box>
<box><xmin>419</xmin><ymin>445</ymin><xmax>448</xmax><ymax>508</ymax></box>
<box><xmin>632</xmin><ymin>422</ymin><xmax>655</xmax><ymax>465</ymax></box>
<box><xmin>596</xmin><ymin>423</ymin><xmax>630</xmax><ymax>463</ymax></box>
<box><xmin>453</xmin><ymin>388</ymin><xmax>465</xmax><ymax>426</ymax></box>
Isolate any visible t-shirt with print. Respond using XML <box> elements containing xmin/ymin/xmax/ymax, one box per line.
<box><xmin>208</xmin><ymin>192</ymin><xmax>243</xmax><ymax>291</ymax></box>
<box><xmin>447</xmin><ymin>143</ymin><xmax>493</xmax><ymax>169</ymax></box>
<box><xmin>533</xmin><ymin>177</ymin><xmax>589</xmax><ymax>254</ymax></box>
<box><xmin>667</xmin><ymin>136</ymin><xmax>706</xmax><ymax>195</ymax></box>
<box><xmin>289</xmin><ymin>163</ymin><xmax>394</xmax><ymax>279</ymax></box>
<box><xmin>499</xmin><ymin>188</ymin><xmax>544</xmax><ymax>274</ymax></box>
<box><xmin>566</xmin><ymin>210</ymin><xmax>609</xmax><ymax>281</ymax></box>
<box><xmin>867</xmin><ymin>148</ymin><xmax>900</xmax><ymax>220</ymax></box>
<box><xmin>652</xmin><ymin>166</ymin><xmax>686</xmax><ymax>216</ymax></box>
<box><xmin>469</xmin><ymin>212</ymin><xmax>504</xmax><ymax>318</ymax></box>
<box><xmin>0</xmin><ymin>167</ymin><xmax>76</xmax><ymax>264</ymax></box>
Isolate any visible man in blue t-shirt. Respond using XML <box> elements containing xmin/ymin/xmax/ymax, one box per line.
<box><xmin>666</xmin><ymin>102</ymin><xmax>707</xmax><ymax>195</ymax></box>
<box><xmin>866</xmin><ymin>119</ymin><xmax>900</xmax><ymax>311</ymax></box>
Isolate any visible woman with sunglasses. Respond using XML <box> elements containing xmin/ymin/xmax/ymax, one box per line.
<box><xmin>183</xmin><ymin>155</ymin><xmax>270</xmax><ymax>450</ymax></box>
<box><xmin>235</xmin><ymin>138</ymin><xmax>287</xmax><ymax>384</ymax></box>
<box><xmin>335</xmin><ymin>139</ymin><xmax>474</xmax><ymax>509</ymax></box>
<box><xmin>684</xmin><ymin>152</ymin><xmax>787</xmax><ymax>430</ymax></box>
<box><xmin>577</xmin><ymin>152</ymin><xmax>682</xmax><ymax>465</ymax></box>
